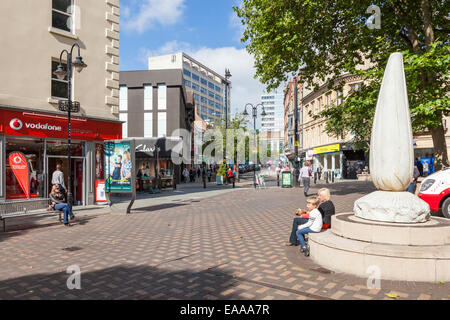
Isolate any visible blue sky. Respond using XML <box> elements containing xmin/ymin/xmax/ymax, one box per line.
<box><xmin>119</xmin><ymin>0</ymin><xmax>270</xmax><ymax>116</ymax></box>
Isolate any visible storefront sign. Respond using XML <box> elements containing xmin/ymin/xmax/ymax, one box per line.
<box><xmin>282</xmin><ymin>172</ymin><xmax>292</xmax><ymax>188</ymax></box>
<box><xmin>8</xmin><ymin>152</ymin><xmax>30</xmax><ymax>199</ymax></box>
<box><xmin>105</xmin><ymin>141</ymin><xmax>133</xmax><ymax>192</ymax></box>
<box><xmin>314</xmin><ymin>144</ymin><xmax>340</xmax><ymax>155</ymax></box>
<box><xmin>0</xmin><ymin>109</ymin><xmax>121</xmax><ymax>141</ymax></box>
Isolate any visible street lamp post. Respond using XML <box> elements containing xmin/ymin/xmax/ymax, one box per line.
<box><xmin>53</xmin><ymin>43</ymin><xmax>87</xmax><ymax>208</ymax></box>
<box><xmin>223</xmin><ymin>69</ymin><xmax>231</xmax><ymax>170</ymax></box>
<box><xmin>243</xmin><ymin>103</ymin><xmax>267</xmax><ymax>189</ymax></box>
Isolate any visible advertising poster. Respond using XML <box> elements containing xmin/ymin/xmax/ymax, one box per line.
<box><xmin>105</xmin><ymin>142</ymin><xmax>133</xmax><ymax>192</ymax></box>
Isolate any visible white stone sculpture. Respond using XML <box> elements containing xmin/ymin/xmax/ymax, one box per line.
<box><xmin>354</xmin><ymin>52</ymin><xmax>430</xmax><ymax>223</ymax></box>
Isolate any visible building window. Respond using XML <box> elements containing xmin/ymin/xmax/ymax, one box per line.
<box><xmin>201</xmin><ymin>97</ymin><xmax>207</xmax><ymax>103</ymax></box>
<box><xmin>120</xmin><ymin>113</ymin><xmax>128</xmax><ymax>138</ymax></box>
<box><xmin>208</xmin><ymin>82</ymin><xmax>215</xmax><ymax>89</ymax></box>
<box><xmin>192</xmin><ymin>83</ymin><xmax>200</xmax><ymax>91</ymax></box>
<box><xmin>144</xmin><ymin>84</ymin><xmax>153</xmax><ymax>111</ymax></box>
<box><xmin>158</xmin><ymin>113</ymin><xmax>167</xmax><ymax>137</ymax></box>
<box><xmin>51</xmin><ymin>60</ymin><xmax>69</xmax><ymax>99</ymax></box>
<box><xmin>144</xmin><ymin>113</ymin><xmax>153</xmax><ymax>137</ymax></box>
<box><xmin>200</xmin><ymin>87</ymin><xmax>207</xmax><ymax>94</ymax></box>
<box><xmin>119</xmin><ymin>85</ymin><xmax>128</xmax><ymax>111</ymax></box>
<box><xmin>201</xmin><ymin>78</ymin><xmax>207</xmax><ymax>85</ymax></box>
<box><xmin>158</xmin><ymin>84</ymin><xmax>167</xmax><ymax>110</ymax></box>
<box><xmin>194</xmin><ymin>93</ymin><xmax>200</xmax><ymax>101</ymax></box>
<box><xmin>215</xmin><ymin>85</ymin><xmax>221</xmax><ymax>93</ymax></box>
<box><xmin>52</xmin><ymin>0</ymin><xmax>73</xmax><ymax>33</ymax></box>
<box><xmin>192</xmin><ymin>73</ymin><xmax>200</xmax><ymax>81</ymax></box>
<box><xmin>183</xmin><ymin>69</ymin><xmax>191</xmax><ymax>77</ymax></box>
<box><xmin>208</xmin><ymin>90</ymin><xmax>215</xmax><ymax>98</ymax></box>
<box><xmin>337</xmin><ymin>90</ymin><xmax>344</xmax><ymax>105</ymax></box>
<box><xmin>184</xmin><ymin>80</ymin><xmax>191</xmax><ymax>87</ymax></box>
<box><xmin>318</xmin><ymin>97</ymin><xmax>323</xmax><ymax>112</ymax></box>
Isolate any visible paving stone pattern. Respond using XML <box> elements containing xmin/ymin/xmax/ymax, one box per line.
<box><xmin>0</xmin><ymin>180</ymin><xmax>448</xmax><ymax>300</ymax></box>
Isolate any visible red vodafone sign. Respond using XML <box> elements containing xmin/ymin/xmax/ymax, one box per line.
<box><xmin>8</xmin><ymin>152</ymin><xmax>30</xmax><ymax>199</ymax></box>
<box><xmin>0</xmin><ymin>109</ymin><xmax>122</xmax><ymax>141</ymax></box>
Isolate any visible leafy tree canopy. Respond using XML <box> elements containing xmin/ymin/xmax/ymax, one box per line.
<box><xmin>234</xmin><ymin>0</ymin><xmax>449</xmax><ymax>167</ymax></box>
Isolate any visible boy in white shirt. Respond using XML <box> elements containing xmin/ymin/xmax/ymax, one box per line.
<box><xmin>296</xmin><ymin>196</ymin><xmax>323</xmax><ymax>257</ymax></box>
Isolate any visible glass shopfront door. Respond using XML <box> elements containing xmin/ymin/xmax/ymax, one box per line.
<box><xmin>46</xmin><ymin>156</ymin><xmax>86</xmax><ymax>206</ymax></box>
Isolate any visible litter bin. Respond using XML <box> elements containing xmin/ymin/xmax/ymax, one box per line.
<box><xmin>281</xmin><ymin>171</ymin><xmax>292</xmax><ymax>188</ymax></box>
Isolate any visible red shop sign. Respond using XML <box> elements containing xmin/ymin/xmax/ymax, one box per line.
<box><xmin>8</xmin><ymin>152</ymin><xmax>30</xmax><ymax>199</ymax></box>
<box><xmin>0</xmin><ymin>109</ymin><xmax>122</xmax><ymax>141</ymax></box>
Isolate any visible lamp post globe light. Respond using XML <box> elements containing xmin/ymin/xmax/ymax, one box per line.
<box><xmin>243</xmin><ymin>103</ymin><xmax>266</xmax><ymax>189</ymax></box>
<box><xmin>53</xmin><ymin>43</ymin><xmax>87</xmax><ymax>208</ymax></box>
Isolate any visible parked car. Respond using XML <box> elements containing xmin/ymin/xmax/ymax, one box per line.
<box><xmin>418</xmin><ymin>167</ymin><xmax>450</xmax><ymax>218</ymax></box>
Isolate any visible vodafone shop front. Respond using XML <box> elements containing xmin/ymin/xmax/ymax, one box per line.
<box><xmin>0</xmin><ymin>108</ymin><xmax>122</xmax><ymax>205</ymax></box>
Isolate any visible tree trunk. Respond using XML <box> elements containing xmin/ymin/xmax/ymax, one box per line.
<box><xmin>430</xmin><ymin>122</ymin><xmax>449</xmax><ymax>171</ymax></box>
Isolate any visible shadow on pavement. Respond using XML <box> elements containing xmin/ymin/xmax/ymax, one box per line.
<box><xmin>0</xmin><ymin>264</ymin><xmax>247</xmax><ymax>301</ymax></box>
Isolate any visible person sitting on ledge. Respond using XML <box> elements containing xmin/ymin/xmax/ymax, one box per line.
<box><xmin>317</xmin><ymin>188</ymin><xmax>335</xmax><ymax>230</ymax></box>
<box><xmin>286</xmin><ymin>188</ymin><xmax>334</xmax><ymax>247</ymax></box>
<box><xmin>49</xmin><ymin>185</ymin><xmax>75</xmax><ymax>227</ymax></box>
<box><xmin>296</xmin><ymin>196</ymin><xmax>323</xmax><ymax>257</ymax></box>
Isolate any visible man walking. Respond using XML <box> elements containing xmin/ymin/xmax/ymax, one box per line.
<box><xmin>299</xmin><ymin>161</ymin><xmax>312</xmax><ymax>197</ymax></box>
<box><xmin>52</xmin><ymin>164</ymin><xmax>66</xmax><ymax>194</ymax></box>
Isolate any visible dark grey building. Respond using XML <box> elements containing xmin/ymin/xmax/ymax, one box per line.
<box><xmin>119</xmin><ymin>70</ymin><xmax>195</xmax><ymax>185</ymax></box>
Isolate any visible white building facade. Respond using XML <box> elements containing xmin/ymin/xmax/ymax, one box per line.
<box><xmin>260</xmin><ymin>92</ymin><xmax>284</xmax><ymax>154</ymax></box>
<box><xmin>148</xmin><ymin>52</ymin><xmax>230</xmax><ymax>123</ymax></box>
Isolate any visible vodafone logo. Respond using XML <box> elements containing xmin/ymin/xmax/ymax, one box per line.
<box><xmin>9</xmin><ymin>118</ymin><xmax>62</xmax><ymax>132</ymax></box>
<box><xmin>10</xmin><ymin>118</ymin><xmax>23</xmax><ymax>130</ymax></box>
<box><xmin>13</xmin><ymin>156</ymin><xmax>22</xmax><ymax>164</ymax></box>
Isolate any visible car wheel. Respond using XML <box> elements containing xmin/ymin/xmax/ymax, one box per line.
<box><xmin>442</xmin><ymin>197</ymin><xmax>450</xmax><ymax>219</ymax></box>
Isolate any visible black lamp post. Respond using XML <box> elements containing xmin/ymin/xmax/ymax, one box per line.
<box><xmin>223</xmin><ymin>69</ymin><xmax>231</xmax><ymax>168</ymax></box>
<box><xmin>53</xmin><ymin>43</ymin><xmax>87</xmax><ymax>208</ymax></box>
<box><xmin>243</xmin><ymin>103</ymin><xmax>267</xmax><ymax>188</ymax></box>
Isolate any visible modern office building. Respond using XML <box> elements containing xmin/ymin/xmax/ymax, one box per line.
<box><xmin>260</xmin><ymin>92</ymin><xmax>284</xmax><ymax>153</ymax></box>
<box><xmin>148</xmin><ymin>52</ymin><xmax>230</xmax><ymax>123</ymax></box>
<box><xmin>119</xmin><ymin>70</ymin><xmax>195</xmax><ymax>183</ymax></box>
<box><xmin>0</xmin><ymin>0</ymin><xmax>121</xmax><ymax>205</ymax></box>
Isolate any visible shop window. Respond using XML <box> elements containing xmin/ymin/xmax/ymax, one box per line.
<box><xmin>52</xmin><ymin>0</ymin><xmax>73</xmax><ymax>33</ymax></box>
<box><xmin>6</xmin><ymin>138</ymin><xmax>45</xmax><ymax>199</ymax></box>
<box><xmin>51</xmin><ymin>60</ymin><xmax>69</xmax><ymax>99</ymax></box>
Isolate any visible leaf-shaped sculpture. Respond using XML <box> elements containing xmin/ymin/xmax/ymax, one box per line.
<box><xmin>370</xmin><ymin>53</ymin><xmax>413</xmax><ymax>191</ymax></box>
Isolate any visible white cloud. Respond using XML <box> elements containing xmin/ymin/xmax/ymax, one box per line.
<box><xmin>122</xmin><ymin>0</ymin><xmax>186</xmax><ymax>33</ymax></box>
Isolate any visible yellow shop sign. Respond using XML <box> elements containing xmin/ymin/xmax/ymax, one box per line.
<box><xmin>314</xmin><ymin>144</ymin><xmax>340</xmax><ymax>154</ymax></box>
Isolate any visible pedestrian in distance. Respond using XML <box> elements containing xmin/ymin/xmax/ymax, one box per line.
<box><xmin>299</xmin><ymin>161</ymin><xmax>313</xmax><ymax>197</ymax></box>
<box><xmin>51</xmin><ymin>163</ymin><xmax>66</xmax><ymax>194</ymax></box>
<box><xmin>49</xmin><ymin>184</ymin><xmax>75</xmax><ymax>226</ymax></box>
<box><xmin>406</xmin><ymin>165</ymin><xmax>421</xmax><ymax>194</ymax></box>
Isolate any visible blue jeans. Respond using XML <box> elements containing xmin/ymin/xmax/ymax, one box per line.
<box><xmin>406</xmin><ymin>181</ymin><xmax>417</xmax><ymax>194</ymax></box>
<box><xmin>54</xmin><ymin>203</ymin><xmax>74</xmax><ymax>224</ymax></box>
<box><xmin>289</xmin><ymin>217</ymin><xmax>308</xmax><ymax>245</ymax></box>
<box><xmin>296</xmin><ymin>227</ymin><xmax>317</xmax><ymax>248</ymax></box>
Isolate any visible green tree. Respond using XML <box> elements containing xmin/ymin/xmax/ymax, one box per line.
<box><xmin>234</xmin><ymin>0</ymin><xmax>450</xmax><ymax>169</ymax></box>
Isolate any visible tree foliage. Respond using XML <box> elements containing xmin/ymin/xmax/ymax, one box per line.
<box><xmin>234</xmin><ymin>0</ymin><xmax>450</xmax><ymax>167</ymax></box>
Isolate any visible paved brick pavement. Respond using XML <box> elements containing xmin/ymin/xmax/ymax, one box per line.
<box><xmin>0</xmin><ymin>180</ymin><xmax>448</xmax><ymax>300</ymax></box>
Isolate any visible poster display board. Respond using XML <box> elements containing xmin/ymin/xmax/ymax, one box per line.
<box><xmin>105</xmin><ymin>141</ymin><xmax>133</xmax><ymax>193</ymax></box>
<box><xmin>8</xmin><ymin>152</ymin><xmax>31</xmax><ymax>199</ymax></box>
<box><xmin>282</xmin><ymin>172</ymin><xmax>292</xmax><ymax>188</ymax></box>
<box><xmin>95</xmin><ymin>180</ymin><xmax>107</xmax><ymax>202</ymax></box>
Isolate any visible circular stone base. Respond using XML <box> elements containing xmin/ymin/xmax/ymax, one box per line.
<box><xmin>354</xmin><ymin>191</ymin><xmax>430</xmax><ymax>223</ymax></box>
<box><xmin>332</xmin><ymin>213</ymin><xmax>450</xmax><ymax>246</ymax></box>
<box><xmin>309</xmin><ymin>214</ymin><xmax>450</xmax><ymax>282</ymax></box>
